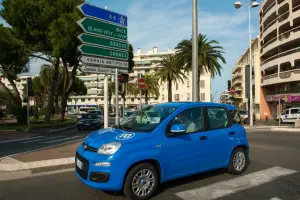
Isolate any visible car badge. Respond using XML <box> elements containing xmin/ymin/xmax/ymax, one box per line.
<box><xmin>83</xmin><ymin>144</ymin><xmax>87</xmax><ymax>150</ymax></box>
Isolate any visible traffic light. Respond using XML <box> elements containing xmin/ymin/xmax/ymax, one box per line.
<box><xmin>118</xmin><ymin>74</ymin><xmax>129</xmax><ymax>83</ymax></box>
<box><xmin>27</xmin><ymin>78</ymin><xmax>34</xmax><ymax>97</ymax></box>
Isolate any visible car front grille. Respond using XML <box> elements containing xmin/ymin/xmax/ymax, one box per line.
<box><xmin>75</xmin><ymin>153</ymin><xmax>89</xmax><ymax>180</ymax></box>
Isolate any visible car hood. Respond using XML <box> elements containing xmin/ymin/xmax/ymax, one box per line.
<box><xmin>84</xmin><ymin>127</ymin><xmax>150</xmax><ymax>148</ymax></box>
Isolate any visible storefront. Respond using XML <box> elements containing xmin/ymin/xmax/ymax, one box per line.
<box><xmin>266</xmin><ymin>94</ymin><xmax>300</xmax><ymax>118</ymax></box>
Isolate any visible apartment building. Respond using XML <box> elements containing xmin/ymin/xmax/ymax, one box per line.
<box><xmin>231</xmin><ymin>37</ymin><xmax>261</xmax><ymax>119</ymax></box>
<box><xmin>259</xmin><ymin>0</ymin><xmax>300</xmax><ymax>119</ymax></box>
<box><xmin>67</xmin><ymin>47</ymin><xmax>212</xmax><ymax>111</ymax></box>
<box><xmin>218</xmin><ymin>91</ymin><xmax>231</xmax><ymax>104</ymax></box>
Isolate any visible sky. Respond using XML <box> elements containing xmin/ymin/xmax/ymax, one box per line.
<box><xmin>0</xmin><ymin>0</ymin><xmax>260</xmax><ymax>100</ymax></box>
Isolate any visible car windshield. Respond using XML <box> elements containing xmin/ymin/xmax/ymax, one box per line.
<box><xmin>116</xmin><ymin>105</ymin><xmax>177</xmax><ymax>132</ymax></box>
<box><xmin>81</xmin><ymin>114</ymin><xmax>98</xmax><ymax>119</ymax></box>
<box><xmin>239</xmin><ymin>111</ymin><xmax>247</xmax><ymax>115</ymax></box>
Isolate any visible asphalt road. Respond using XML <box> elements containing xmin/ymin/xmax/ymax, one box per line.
<box><xmin>0</xmin><ymin>117</ymin><xmax>120</xmax><ymax>158</ymax></box>
<box><xmin>1</xmin><ymin>129</ymin><xmax>300</xmax><ymax>200</ymax></box>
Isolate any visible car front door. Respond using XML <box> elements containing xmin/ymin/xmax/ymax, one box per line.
<box><xmin>164</xmin><ymin>106</ymin><xmax>207</xmax><ymax>180</ymax></box>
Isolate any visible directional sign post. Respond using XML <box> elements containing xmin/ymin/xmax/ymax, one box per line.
<box><xmin>77</xmin><ymin>3</ymin><xmax>129</xmax><ymax>128</ymax></box>
<box><xmin>78</xmin><ymin>34</ymin><xmax>128</xmax><ymax>50</ymax></box>
<box><xmin>79</xmin><ymin>55</ymin><xmax>128</xmax><ymax>68</ymax></box>
<box><xmin>78</xmin><ymin>44</ymin><xmax>128</xmax><ymax>60</ymax></box>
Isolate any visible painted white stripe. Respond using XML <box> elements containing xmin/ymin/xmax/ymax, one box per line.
<box><xmin>270</xmin><ymin>197</ymin><xmax>282</xmax><ymax>200</ymax></box>
<box><xmin>0</xmin><ymin>136</ymin><xmax>44</xmax><ymax>144</ymax></box>
<box><xmin>21</xmin><ymin>136</ymin><xmax>64</xmax><ymax>143</ymax></box>
<box><xmin>42</xmin><ymin>136</ymin><xmax>81</xmax><ymax>144</ymax></box>
<box><xmin>175</xmin><ymin>167</ymin><xmax>296</xmax><ymax>200</ymax></box>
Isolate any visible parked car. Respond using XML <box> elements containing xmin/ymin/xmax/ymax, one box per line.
<box><xmin>88</xmin><ymin>109</ymin><xmax>104</xmax><ymax>123</ymax></box>
<box><xmin>277</xmin><ymin>107</ymin><xmax>300</xmax><ymax>123</ymax></box>
<box><xmin>75</xmin><ymin>102</ymin><xmax>250</xmax><ymax>200</ymax></box>
<box><xmin>77</xmin><ymin>113</ymin><xmax>103</xmax><ymax>131</ymax></box>
<box><xmin>239</xmin><ymin>110</ymin><xmax>256</xmax><ymax>124</ymax></box>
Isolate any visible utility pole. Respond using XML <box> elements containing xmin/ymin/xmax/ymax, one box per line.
<box><xmin>192</xmin><ymin>0</ymin><xmax>199</xmax><ymax>101</ymax></box>
<box><xmin>104</xmin><ymin>75</ymin><xmax>108</xmax><ymax>128</ymax></box>
<box><xmin>26</xmin><ymin>78</ymin><xmax>30</xmax><ymax>131</ymax></box>
<box><xmin>115</xmin><ymin>69</ymin><xmax>119</xmax><ymax>125</ymax></box>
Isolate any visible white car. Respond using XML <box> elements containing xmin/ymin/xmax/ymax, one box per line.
<box><xmin>277</xmin><ymin>108</ymin><xmax>300</xmax><ymax>123</ymax></box>
<box><xmin>88</xmin><ymin>109</ymin><xmax>104</xmax><ymax>124</ymax></box>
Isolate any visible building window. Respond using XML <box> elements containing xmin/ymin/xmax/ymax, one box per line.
<box><xmin>200</xmin><ymin>80</ymin><xmax>205</xmax><ymax>88</ymax></box>
<box><xmin>174</xmin><ymin>94</ymin><xmax>179</xmax><ymax>101</ymax></box>
<box><xmin>88</xmin><ymin>98</ymin><xmax>91</xmax><ymax>101</ymax></box>
<box><xmin>187</xmin><ymin>81</ymin><xmax>190</xmax><ymax>88</ymax></box>
<box><xmin>200</xmin><ymin>93</ymin><xmax>205</xmax><ymax>101</ymax></box>
<box><xmin>176</xmin><ymin>83</ymin><xmax>178</xmax><ymax>90</ymax></box>
<box><xmin>131</xmin><ymin>98</ymin><xmax>134</xmax><ymax>102</ymax></box>
<box><xmin>101</xmin><ymin>98</ymin><xmax>104</xmax><ymax>101</ymax></box>
<box><xmin>81</xmin><ymin>98</ymin><xmax>85</xmax><ymax>102</ymax></box>
<box><xmin>187</xmin><ymin>93</ymin><xmax>190</xmax><ymax>100</ymax></box>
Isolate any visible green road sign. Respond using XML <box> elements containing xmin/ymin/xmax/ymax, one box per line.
<box><xmin>78</xmin><ymin>33</ymin><xmax>128</xmax><ymax>51</ymax></box>
<box><xmin>78</xmin><ymin>44</ymin><xmax>128</xmax><ymax>60</ymax></box>
<box><xmin>77</xmin><ymin>17</ymin><xmax>127</xmax><ymax>41</ymax></box>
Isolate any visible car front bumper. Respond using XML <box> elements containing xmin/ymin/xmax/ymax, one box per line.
<box><xmin>75</xmin><ymin>145</ymin><xmax>126</xmax><ymax>191</ymax></box>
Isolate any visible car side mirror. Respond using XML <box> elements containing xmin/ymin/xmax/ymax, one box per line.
<box><xmin>169</xmin><ymin>124</ymin><xmax>186</xmax><ymax>135</ymax></box>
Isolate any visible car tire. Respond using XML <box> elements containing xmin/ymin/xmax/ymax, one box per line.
<box><xmin>228</xmin><ymin>147</ymin><xmax>248</xmax><ymax>175</ymax></box>
<box><xmin>123</xmin><ymin>163</ymin><xmax>159</xmax><ymax>200</ymax></box>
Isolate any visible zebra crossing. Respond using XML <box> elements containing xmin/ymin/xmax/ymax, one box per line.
<box><xmin>174</xmin><ymin>166</ymin><xmax>298</xmax><ymax>200</ymax></box>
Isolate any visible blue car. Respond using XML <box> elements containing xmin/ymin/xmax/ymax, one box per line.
<box><xmin>75</xmin><ymin>102</ymin><xmax>250</xmax><ymax>200</ymax></box>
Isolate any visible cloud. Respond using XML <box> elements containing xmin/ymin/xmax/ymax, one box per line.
<box><xmin>126</xmin><ymin>0</ymin><xmax>258</xmax><ymax>98</ymax></box>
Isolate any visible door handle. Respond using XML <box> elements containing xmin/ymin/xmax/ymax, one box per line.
<box><xmin>229</xmin><ymin>131</ymin><xmax>235</xmax><ymax>135</ymax></box>
<box><xmin>200</xmin><ymin>136</ymin><xmax>208</xmax><ymax>140</ymax></box>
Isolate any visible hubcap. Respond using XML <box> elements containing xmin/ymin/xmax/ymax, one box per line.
<box><xmin>233</xmin><ymin>151</ymin><xmax>246</xmax><ymax>171</ymax></box>
<box><xmin>132</xmin><ymin>169</ymin><xmax>155</xmax><ymax>197</ymax></box>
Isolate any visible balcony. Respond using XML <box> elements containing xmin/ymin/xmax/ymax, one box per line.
<box><xmin>232</xmin><ymin>79</ymin><xmax>242</xmax><ymax>87</ymax></box>
<box><xmin>261</xmin><ymin>36</ymin><xmax>277</xmax><ymax>54</ymax></box>
<box><xmin>261</xmin><ymin>68</ymin><xmax>300</xmax><ymax>86</ymax></box>
<box><xmin>261</xmin><ymin>2</ymin><xmax>277</xmax><ymax>24</ymax></box>
<box><xmin>261</xmin><ymin>47</ymin><xmax>300</xmax><ymax>70</ymax></box>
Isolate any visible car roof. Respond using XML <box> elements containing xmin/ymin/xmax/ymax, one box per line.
<box><xmin>157</xmin><ymin>102</ymin><xmax>237</xmax><ymax>110</ymax></box>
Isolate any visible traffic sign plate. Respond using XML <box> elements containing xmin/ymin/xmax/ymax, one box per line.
<box><xmin>77</xmin><ymin>17</ymin><xmax>127</xmax><ymax>41</ymax></box>
<box><xmin>80</xmin><ymin>65</ymin><xmax>128</xmax><ymax>74</ymax></box>
<box><xmin>78</xmin><ymin>3</ymin><xmax>127</xmax><ymax>27</ymax></box>
<box><xmin>138</xmin><ymin>79</ymin><xmax>146</xmax><ymax>89</ymax></box>
<box><xmin>79</xmin><ymin>56</ymin><xmax>128</xmax><ymax>68</ymax></box>
<box><xmin>78</xmin><ymin>44</ymin><xmax>128</xmax><ymax>60</ymax></box>
<box><xmin>78</xmin><ymin>34</ymin><xmax>128</xmax><ymax>51</ymax></box>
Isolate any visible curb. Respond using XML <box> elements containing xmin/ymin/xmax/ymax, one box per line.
<box><xmin>244</xmin><ymin>126</ymin><xmax>291</xmax><ymax>129</ymax></box>
<box><xmin>44</xmin><ymin>125</ymin><xmax>77</xmax><ymax>134</ymax></box>
<box><xmin>271</xmin><ymin>127</ymin><xmax>300</xmax><ymax>132</ymax></box>
<box><xmin>0</xmin><ymin>157</ymin><xmax>75</xmax><ymax>172</ymax></box>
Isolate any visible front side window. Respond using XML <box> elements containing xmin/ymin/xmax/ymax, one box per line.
<box><xmin>231</xmin><ymin>110</ymin><xmax>241</xmax><ymax>124</ymax></box>
<box><xmin>117</xmin><ymin>105</ymin><xmax>177</xmax><ymax>132</ymax></box>
<box><xmin>169</xmin><ymin>107</ymin><xmax>204</xmax><ymax>134</ymax></box>
<box><xmin>207</xmin><ymin>107</ymin><xmax>229</xmax><ymax>129</ymax></box>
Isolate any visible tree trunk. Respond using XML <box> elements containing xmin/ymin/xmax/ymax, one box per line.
<box><xmin>108</xmin><ymin>91</ymin><xmax>112</xmax><ymax>113</ymax></box>
<box><xmin>168</xmin><ymin>78</ymin><xmax>172</xmax><ymax>102</ymax></box>
<box><xmin>60</xmin><ymin>58</ymin><xmax>79</xmax><ymax>122</ymax></box>
<box><xmin>54</xmin><ymin>95</ymin><xmax>59</xmax><ymax>114</ymax></box>
<box><xmin>45</xmin><ymin>59</ymin><xmax>60</xmax><ymax>123</ymax></box>
<box><xmin>145</xmin><ymin>89</ymin><xmax>148</xmax><ymax>104</ymax></box>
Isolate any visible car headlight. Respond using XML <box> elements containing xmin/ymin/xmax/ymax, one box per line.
<box><xmin>97</xmin><ymin>142</ymin><xmax>121</xmax><ymax>155</ymax></box>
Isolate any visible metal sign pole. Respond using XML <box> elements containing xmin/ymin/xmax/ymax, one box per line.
<box><xmin>115</xmin><ymin>68</ymin><xmax>119</xmax><ymax>125</ymax></box>
<box><xmin>279</xmin><ymin>98</ymin><xmax>281</xmax><ymax>127</ymax></box>
<box><xmin>104</xmin><ymin>75</ymin><xmax>108</xmax><ymax>128</ymax></box>
<box><xmin>26</xmin><ymin>79</ymin><xmax>30</xmax><ymax>131</ymax></box>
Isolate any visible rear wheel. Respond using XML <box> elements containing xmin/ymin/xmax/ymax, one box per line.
<box><xmin>123</xmin><ymin>163</ymin><xmax>159</xmax><ymax>200</ymax></box>
<box><xmin>228</xmin><ymin>147</ymin><xmax>248</xmax><ymax>175</ymax></box>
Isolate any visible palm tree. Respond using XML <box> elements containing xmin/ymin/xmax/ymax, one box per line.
<box><xmin>127</xmin><ymin>82</ymin><xmax>139</xmax><ymax>97</ymax></box>
<box><xmin>143</xmin><ymin>73</ymin><xmax>160</xmax><ymax>104</ymax></box>
<box><xmin>155</xmin><ymin>55</ymin><xmax>187</xmax><ymax>102</ymax></box>
<box><xmin>175</xmin><ymin>33</ymin><xmax>226</xmax><ymax>100</ymax></box>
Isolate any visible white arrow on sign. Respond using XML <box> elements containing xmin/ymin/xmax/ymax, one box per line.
<box><xmin>79</xmin><ymin>55</ymin><xmax>128</xmax><ymax>69</ymax></box>
<box><xmin>79</xmin><ymin>65</ymin><xmax>128</xmax><ymax>75</ymax></box>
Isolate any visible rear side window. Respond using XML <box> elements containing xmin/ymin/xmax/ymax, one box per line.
<box><xmin>207</xmin><ymin>107</ymin><xmax>229</xmax><ymax>130</ymax></box>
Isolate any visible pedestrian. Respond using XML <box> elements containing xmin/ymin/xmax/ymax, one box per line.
<box><xmin>265</xmin><ymin>115</ymin><xmax>268</xmax><ymax>125</ymax></box>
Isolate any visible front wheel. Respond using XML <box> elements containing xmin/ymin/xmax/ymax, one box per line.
<box><xmin>228</xmin><ymin>147</ymin><xmax>248</xmax><ymax>175</ymax></box>
<box><xmin>123</xmin><ymin>163</ymin><xmax>159</xmax><ymax>200</ymax></box>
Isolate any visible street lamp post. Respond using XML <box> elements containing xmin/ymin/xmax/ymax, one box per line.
<box><xmin>192</xmin><ymin>0</ymin><xmax>199</xmax><ymax>102</ymax></box>
<box><xmin>234</xmin><ymin>0</ymin><xmax>259</xmax><ymax>127</ymax></box>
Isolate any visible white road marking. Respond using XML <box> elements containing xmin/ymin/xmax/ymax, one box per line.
<box><xmin>175</xmin><ymin>166</ymin><xmax>297</xmax><ymax>200</ymax></box>
<box><xmin>0</xmin><ymin>136</ymin><xmax>45</xmax><ymax>144</ymax></box>
<box><xmin>21</xmin><ymin>136</ymin><xmax>64</xmax><ymax>143</ymax></box>
<box><xmin>270</xmin><ymin>197</ymin><xmax>282</xmax><ymax>200</ymax></box>
<box><xmin>42</xmin><ymin>136</ymin><xmax>81</xmax><ymax>144</ymax></box>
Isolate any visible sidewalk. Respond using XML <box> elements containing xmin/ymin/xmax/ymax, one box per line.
<box><xmin>0</xmin><ymin>141</ymin><xmax>79</xmax><ymax>172</ymax></box>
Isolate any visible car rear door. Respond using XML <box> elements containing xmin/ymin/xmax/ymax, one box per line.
<box><xmin>202</xmin><ymin>106</ymin><xmax>235</xmax><ymax>169</ymax></box>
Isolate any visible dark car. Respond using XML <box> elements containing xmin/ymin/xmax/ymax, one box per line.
<box><xmin>77</xmin><ymin>114</ymin><xmax>102</xmax><ymax>131</ymax></box>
